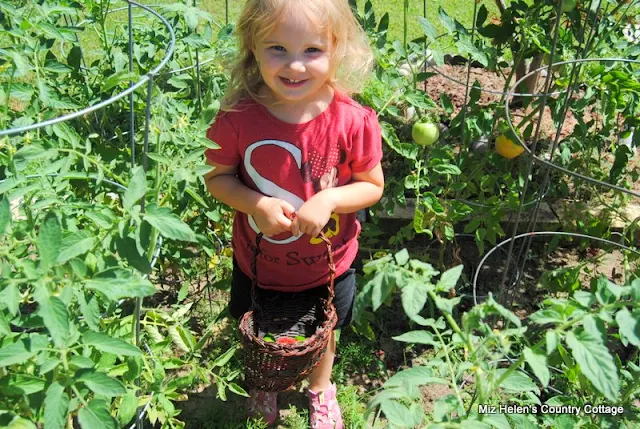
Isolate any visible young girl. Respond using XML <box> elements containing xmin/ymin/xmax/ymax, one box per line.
<box><xmin>203</xmin><ymin>0</ymin><xmax>384</xmax><ymax>426</ymax></box>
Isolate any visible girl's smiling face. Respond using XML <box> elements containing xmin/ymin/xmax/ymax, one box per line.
<box><xmin>253</xmin><ymin>9</ymin><xmax>333</xmax><ymax>106</ymax></box>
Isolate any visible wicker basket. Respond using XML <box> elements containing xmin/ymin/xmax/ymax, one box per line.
<box><xmin>238</xmin><ymin>232</ymin><xmax>337</xmax><ymax>392</ymax></box>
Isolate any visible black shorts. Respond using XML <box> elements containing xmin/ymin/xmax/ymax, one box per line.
<box><xmin>229</xmin><ymin>259</ymin><xmax>356</xmax><ymax>330</ymax></box>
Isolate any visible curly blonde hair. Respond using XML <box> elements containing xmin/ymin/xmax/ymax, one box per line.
<box><xmin>220</xmin><ymin>0</ymin><xmax>374</xmax><ymax>111</ymax></box>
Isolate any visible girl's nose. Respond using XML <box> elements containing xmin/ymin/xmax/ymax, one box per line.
<box><xmin>288</xmin><ymin>58</ymin><xmax>306</xmax><ymax>73</ymax></box>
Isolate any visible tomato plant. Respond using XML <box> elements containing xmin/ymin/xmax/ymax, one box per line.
<box><xmin>355</xmin><ymin>249</ymin><xmax>640</xmax><ymax>428</ymax></box>
<box><xmin>0</xmin><ymin>1</ymin><xmax>240</xmax><ymax>428</ymax></box>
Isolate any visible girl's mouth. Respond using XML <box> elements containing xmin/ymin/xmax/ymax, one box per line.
<box><xmin>280</xmin><ymin>77</ymin><xmax>307</xmax><ymax>87</ymax></box>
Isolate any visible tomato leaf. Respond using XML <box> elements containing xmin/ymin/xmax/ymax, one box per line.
<box><xmin>401</xmin><ymin>280</ymin><xmax>428</xmax><ymax>318</ymax></box>
<box><xmin>496</xmin><ymin>369</ymin><xmax>537</xmax><ymax>393</ymax></box>
<box><xmin>392</xmin><ymin>330</ymin><xmax>438</xmax><ymax>346</ymax></box>
<box><xmin>44</xmin><ymin>382</ymin><xmax>69</xmax><ymax>429</ymax></box>
<box><xmin>78</xmin><ymin>400</ymin><xmax>118</xmax><ymax>429</ymax></box>
<box><xmin>0</xmin><ymin>334</ymin><xmax>48</xmax><ymax>368</ymax></box>
<box><xmin>117</xmin><ymin>390</ymin><xmax>138</xmax><ymax>426</ymax></box>
<box><xmin>565</xmin><ymin>329</ymin><xmax>619</xmax><ymax>401</ymax></box>
<box><xmin>115</xmin><ymin>236</ymin><xmax>151</xmax><ymax>274</ymax></box>
<box><xmin>83</xmin><ymin>331</ymin><xmax>142</xmax><ymax>357</ymax></box>
<box><xmin>38</xmin><ymin>212</ymin><xmax>61</xmax><ymax>270</ymax></box>
<box><xmin>143</xmin><ymin>205</ymin><xmax>196</xmax><ymax>242</ymax></box>
<box><xmin>370</xmin><ymin>270</ymin><xmax>396</xmax><ymax>311</ymax></box>
<box><xmin>385</xmin><ymin>366</ymin><xmax>447</xmax><ymax>387</ymax></box>
<box><xmin>123</xmin><ymin>166</ymin><xmax>146</xmax><ymax>212</ymax></box>
<box><xmin>57</xmin><ymin>231</ymin><xmax>94</xmax><ymax>265</ymax></box>
<box><xmin>380</xmin><ymin>400</ymin><xmax>410</xmax><ymax>426</ymax></box>
<box><xmin>84</xmin><ymin>271</ymin><xmax>156</xmax><ymax>300</ymax></box>
<box><xmin>0</xmin><ymin>197</ymin><xmax>10</xmax><ymax>236</ymax></box>
<box><xmin>34</xmin><ymin>289</ymin><xmax>70</xmax><ymax>348</ymax></box>
<box><xmin>6</xmin><ymin>417</ymin><xmax>38</xmax><ymax>429</ymax></box>
<box><xmin>435</xmin><ymin>265</ymin><xmax>463</xmax><ymax>291</ymax></box>
<box><xmin>77</xmin><ymin>369</ymin><xmax>127</xmax><ymax>397</ymax></box>
<box><xmin>616</xmin><ymin>308</ymin><xmax>640</xmax><ymax>347</ymax></box>
<box><xmin>1</xmin><ymin>374</ymin><xmax>46</xmax><ymax>396</ymax></box>
<box><xmin>418</xmin><ymin>15</ymin><xmax>438</xmax><ymax>42</ymax></box>
<box><xmin>523</xmin><ymin>347</ymin><xmax>550</xmax><ymax>387</ymax></box>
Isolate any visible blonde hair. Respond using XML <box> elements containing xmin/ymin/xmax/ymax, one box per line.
<box><xmin>220</xmin><ymin>0</ymin><xmax>374</xmax><ymax>111</ymax></box>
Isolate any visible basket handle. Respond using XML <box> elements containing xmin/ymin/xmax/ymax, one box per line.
<box><xmin>251</xmin><ymin>231</ymin><xmax>336</xmax><ymax>309</ymax></box>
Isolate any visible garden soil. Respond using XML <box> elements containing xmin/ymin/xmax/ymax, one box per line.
<box><xmin>422</xmin><ymin>64</ymin><xmax>582</xmax><ymax>140</ymax></box>
<box><xmin>421</xmin><ymin>64</ymin><xmax>639</xmax><ymax>194</ymax></box>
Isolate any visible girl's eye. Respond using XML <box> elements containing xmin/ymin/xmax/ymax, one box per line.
<box><xmin>267</xmin><ymin>46</ymin><xmax>321</xmax><ymax>53</ymax></box>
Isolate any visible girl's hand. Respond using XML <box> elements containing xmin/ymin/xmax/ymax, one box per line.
<box><xmin>291</xmin><ymin>191</ymin><xmax>336</xmax><ymax>238</ymax></box>
<box><xmin>252</xmin><ymin>197</ymin><xmax>296</xmax><ymax>237</ymax></box>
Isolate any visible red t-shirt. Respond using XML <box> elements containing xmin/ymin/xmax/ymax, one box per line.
<box><xmin>204</xmin><ymin>91</ymin><xmax>382</xmax><ymax>292</ymax></box>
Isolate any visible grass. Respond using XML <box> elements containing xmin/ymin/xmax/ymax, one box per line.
<box><xmin>332</xmin><ymin>337</ymin><xmax>383</xmax><ymax>386</ymax></box>
<box><xmin>199</xmin><ymin>0</ymin><xmax>501</xmax><ymax>42</ymax></box>
<box><xmin>199</xmin><ymin>0</ymin><xmax>243</xmax><ymax>28</ymax></box>
<box><xmin>279</xmin><ymin>406</ymin><xmax>309</xmax><ymax>429</ymax></box>
<box><xmin>355</xmin><ymin>0</ymin><xmax>500</xmax><ymax>42</ymax></box>
<box><xmin>338</xmin><ymin>385</ymin><xmax>371</xmax><ymax>428</ymax></box>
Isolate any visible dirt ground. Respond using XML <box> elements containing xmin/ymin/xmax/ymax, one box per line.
<box><xmin>419</xmin><ymin>63</ymin><xmax>640</xmax><ymax>195</ymax></box>
<box><xmin>421</xmin><ymin>63</ymin><xmax>629</xmax><ymax>144</ymax></box>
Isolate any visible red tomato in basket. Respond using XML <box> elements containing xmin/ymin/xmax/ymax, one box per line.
<box><xmin>276</xmin><ymin>337</ymin><xmax>298</xmax><ymax>345</ymax></box>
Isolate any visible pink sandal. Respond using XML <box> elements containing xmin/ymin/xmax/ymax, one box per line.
<box><xmin>247</xmin><ymin>389</ymin><xmax>278</xmax><ymax>425</ymax></box>
<box><xmin>307</xmin><ymin>384</ymin><xmax>343</xmax><ymax>429</ymax></box>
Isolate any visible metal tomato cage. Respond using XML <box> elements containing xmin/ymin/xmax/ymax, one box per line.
<box><xmin>499</xmin><ymin>4</ymin><xmax>638</xmax><ymax>398</ymax></box>
<box><xmin>498</xmin><ymin>56</ymin><xmax>640</xmax><ymax>304</ymax></box>
<box><xmin>0</xmin><ymin>0</ymin><xmax>223</xmax><ymax>427</ymax></box>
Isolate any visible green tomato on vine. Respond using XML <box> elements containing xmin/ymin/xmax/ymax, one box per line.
<box><xmin>412</xmin><ymin>116</ymin><xmax>440</xmax><ymax>146</ymax></box>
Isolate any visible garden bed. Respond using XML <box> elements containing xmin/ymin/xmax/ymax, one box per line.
<box><xmin>423</xmin><ymin>64</ymin><xmax>599</xmax><ymax>141</ymax></box>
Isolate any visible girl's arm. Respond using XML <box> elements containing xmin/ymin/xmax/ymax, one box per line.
<box><xmin>204</xmin><ymin>158</ymin><xmax>295</xmax><ymax>236</ymax></box>
<box><xmin>324</xmin><ymin>162</ymin><xmax>384</xmax><ymax>214</ymax></box>
<box><xmin>204</xmin><ymin>160</ymin><xmax>260</xmax><ymax>214</ymax></box>
<box><xmin>291</xmin><ymin>162</ymin><xmax>384</xmax><ymax>237</ymax></box>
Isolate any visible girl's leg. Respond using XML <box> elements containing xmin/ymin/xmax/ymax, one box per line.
<box><xmin>308</xmin><ymin>330</ymin><xmax>336</xmax><ymax>392</ymax></box>
<box><xmin>306</xmin><ymin>268</ymin><xmax>354</xmax><ymax>428</ymax></box>
<box><xmin>308</xmin><ymin>266</ymin><xmax>356</xmax><ymax>391</ymax></box>
<box><xmin>307</xmin><ymin>331</ymin><xmax>343</xmax><ymax>428</ymax></box>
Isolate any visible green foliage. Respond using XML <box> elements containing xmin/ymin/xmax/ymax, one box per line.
<box><xmin>337</xmin><ymin>385</ymin><xmax>370</xmax><ymax>428</ymax></box>
<box><xmin>357</xmin><ymin>251</ymin><xmax>640</xmax><ymax>427</ymax></box>
<box><xmin>0</xmin><ymin>0</ymin><xmax>237</xmax><ymax>427</ymax></box>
